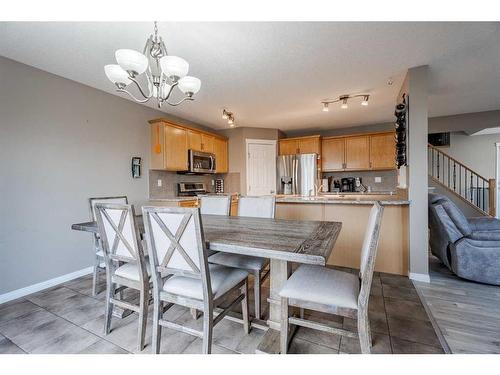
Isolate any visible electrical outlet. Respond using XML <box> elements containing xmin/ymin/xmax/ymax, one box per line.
<box><xmin>157</xmin><ymin>179</ymin><xmax>162</xmax><ymax>187</ymax></box>
<box><xmin>375</xmin><ymin>177</ymin><xmax>382</xmax><ymax>183</ymax></box>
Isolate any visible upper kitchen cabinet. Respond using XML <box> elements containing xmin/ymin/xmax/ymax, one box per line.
<box><xmin>321</xmin><ymin>131</ymin><xmax>396</xmax><ymax>172</ymax></box>
<box><xmin>322</xmin><ymin>137</ymin><xmax>345</xmax><ymax>171</ymax></box>
<box><xmin>213</xmin><ymin>137</ymin><xmax>229</xmax><ymax>173</ymax></box>
<box><xmin>149</xmin><ymin>119</ymin><xmax>228</xmax><ymax>172</ymax></box>
<box><xmin>279</xmin><ymin>135</ymin><xmax>321</xmax><ymax>155</ymax></box>
<box><xmin>344</xmin><ymin>135</ymin><xmax>370</xmax><ymax>170</ymax></box>
<box><xmin>369</xmin><ymin>132</ymin><xmax>396</xmax><ymax>169</ymax></box>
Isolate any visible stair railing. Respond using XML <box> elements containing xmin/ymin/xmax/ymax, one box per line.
<box><xmin>428</xmin><ymin>144</ymin><xmax>496</xmax><ymax>216</ymax></box>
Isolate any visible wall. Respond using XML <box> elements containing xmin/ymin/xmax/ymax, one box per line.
<box><xmin>218</xmin><ymin>127</ymin><xmax>283</xmax><ymax>194</ymax></box>
<box><xmin>0</xmin><ymin>56</ymin><xmax>209</xmax><ymax>295</ymax></box>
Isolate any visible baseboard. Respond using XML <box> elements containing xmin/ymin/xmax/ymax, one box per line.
<box><xmin>0</xmin><ymin>266</ymin><xmax>94</xmax><ymax>304</ymax></box>
<box><xmin>409</xmin><ymin>272</ymin><xmax>431</xmax><ymax>283</ymax></box>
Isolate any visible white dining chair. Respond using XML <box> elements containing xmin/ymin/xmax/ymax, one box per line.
<box><xmin>279</xmin><ymin>202</ymin><xmax>384</xmax><ymax>354</ymax></box>
<box><xmin>94</xmin><ymin>202</ymin><xmax>150</xmax><ymax>351</ymax></box>
<box><xmin>142</xmin><ymin>206</ymin><xmax>250</xmax><ymax>354</ymax></box>
<box><xmin>88</xmin><ymin>196</ymin><xmax>128</xmax><ymax>296</ymax></box>
<box><xmin>200</xmin><ymin>195</ymin><xmax>231</xmax><ymax>215</ymax></box>
<box><xmin>208</xmin><ymin>196</ymin><xmax>275</xmax><ymax>319</ymax></box>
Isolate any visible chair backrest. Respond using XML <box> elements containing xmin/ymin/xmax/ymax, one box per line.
<box><xmin>200</xmin><ymin>196</ymin><xmax>231</xmax><ymax>216</ymax></box>
<box><xmin>89</xmin><ymin>196</ymin><xmax>128</xmax><ymax>221</ymax></box>
<box><xmin>238</xmin><ymin>196</ymin><xmax>276</xmax><ymax>218</ymax></box>
<box><xmin>358</xmin><ymin>202</ymin><xmax>384</xmax><ymax>308</ymax></box>
<box><xmin>94</xmin><ymin>203</ymin><xmax>144</xmax><ymax>267</ymax></box>
<box><xmin>142</xmin><ymin>206</ymin><xmax>212</xmax><ymax>299</ymax></box>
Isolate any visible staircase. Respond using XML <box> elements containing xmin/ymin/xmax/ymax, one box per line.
<box><xmin>428</xmin><ymin>144</ymin><xmax>496</xmax><ymax>216</ymax></box>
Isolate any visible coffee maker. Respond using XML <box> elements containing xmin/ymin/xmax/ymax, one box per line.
<box><xmin>341</xmin><ymin>177</ymin><xmax>355</xmax><ymax>192</ymax></box>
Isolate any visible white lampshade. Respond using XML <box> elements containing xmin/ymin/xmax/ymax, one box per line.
<box><xmin>104</xmin><ymin>64</ymin><xmax>132</xmax><ymax>85</ymax></box>
<box><xmin>115</xmin><ymin>49</ymin><xmax>148</xmax><ymax>75</ymax></box>
<box><xmin>178</xmin><ymin>76</ymin><xmax>201</xmax><ymax>95</ymax></box>
<box><xmin>160</xmin><ymin>56</ymin><xmax>189</xmax><ymax>80</ymax></box>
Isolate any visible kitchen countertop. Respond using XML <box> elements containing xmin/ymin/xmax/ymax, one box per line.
<box><xmin>149</xmin><ymin>193</ymin><xmax>239</xmax><ymax>203</ymax></box>
<box><xmin>275</xmin><ymin>194</ymin><xmax>409</xmax><ymax>205</ymax></box>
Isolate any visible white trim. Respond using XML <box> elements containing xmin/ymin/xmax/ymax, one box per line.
<box><xmin>409</xmin><ymin>272</ymin><xmax>430</xmax><ymax>283</ymax></box>
<box><xmin>245</xmin><ymin>139</ymin><xmax>277</xmax><ymax>196</ymax></box>
<box><xmin>0</xmin><ymin>266</ymin><xmax>94</xmax><ymax>304</ymax></box>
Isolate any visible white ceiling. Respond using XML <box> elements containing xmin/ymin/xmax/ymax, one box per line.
<box><xmin>1</xmin><ymin>22</ymin><xmax>499</xmax><ymax>132</ymax></box>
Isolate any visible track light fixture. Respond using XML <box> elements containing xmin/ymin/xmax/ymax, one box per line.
<box><xmin>222</xmin><ymin>109</ymin><xmax>235</xmax><ymax>127</ymax></box>
<box><xmin>321</xmin><ymin>94</ymin><xmax>370</xmax><ymax>111</ymax></box>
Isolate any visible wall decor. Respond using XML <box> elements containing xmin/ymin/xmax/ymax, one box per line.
<box><xmin>394</xmin><ymin>95</ymin><xmax>407</xmax><ymax>168</ymax></box>
<box><xmin>132</xmin><ymin>157</ymin><xmax>142</xmax><ymax>178</ymax></box>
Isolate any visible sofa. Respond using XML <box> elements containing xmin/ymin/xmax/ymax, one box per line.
<box><xmin>428</xmin><ymin>193</ymin><xmax>500</xmax><ymax>285</ymax></box>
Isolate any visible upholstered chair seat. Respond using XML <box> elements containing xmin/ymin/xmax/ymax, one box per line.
<box><xmin>163</xmin><ymin>264</ymin><xmax>248</xmax><ymax>300</ymax></box>
<box><xmin>114</xmin><ymin>260</ymin><xmax>151</xmax><ymax>282</ymax></box>
<box><xmin>280</xmin><ymin>265</ymin><xmax>359</xmax><ymax>310</ymax></box>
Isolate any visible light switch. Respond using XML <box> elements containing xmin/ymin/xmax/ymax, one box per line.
<box><xmin>157</xmin><ymin>179</ymin><xmax>162</xmax><ymax>187</ymax></box>
<box><xmin>375</xmin><ymin>177</ymin><xmax>382</xmax><ymax>183</ymax></box>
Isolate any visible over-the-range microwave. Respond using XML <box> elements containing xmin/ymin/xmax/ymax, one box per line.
<box><xmin>187</xmin><ymin>149</ymin><xmax>216</xmax><ymax>174</ymax></box>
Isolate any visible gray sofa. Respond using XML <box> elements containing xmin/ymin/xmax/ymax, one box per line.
<box><xmin>428</xmin><ymin>193</ymin><xmax>500</xmax><ymax>285</ymax></box>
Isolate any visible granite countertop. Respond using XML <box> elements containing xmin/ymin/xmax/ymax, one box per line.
<box><xmin>149</xmin><ymin>197</ymin><xmax>200</xmax><ymax>202</ymax></box>
<box><xmin>275</xmin><ymin>194</ymin><xmax>409</xmax><ymax>205</ymax></box>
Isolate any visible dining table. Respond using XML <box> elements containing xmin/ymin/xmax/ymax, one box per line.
<box><xmin>71</xmin><ymin>213</ymin><xmax>341</xmax><ymax>353</ymax></box>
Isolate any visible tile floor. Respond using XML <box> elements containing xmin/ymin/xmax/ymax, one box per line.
<box><xmin>0</xmin><ymin>267</ymin><xmax>444</xmax><ymax>354</ymax></box>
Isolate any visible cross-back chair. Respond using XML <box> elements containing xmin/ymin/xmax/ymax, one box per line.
<box><xmin>279</xmin><ymin>202</ymin><xmax>384</xmax><ymax>354</ymax></box>
<box><xmin>88</xmin><ymin>196</ymin><xmax>128</xmax><ymax>296</ymax></box>
<box><xmin>94</xmin><ymin>202</ymin><xmax>150</xmax><ymax>351</ymax></box>
<box><xmin>208</xmin><ymin>195</ymin><xmax>275</xmax><ymax>319</ymax></box>
<box><xmin>142</xmin><ymin>206</ymin><xmax>250</xmax><ymax>354</ymax></box>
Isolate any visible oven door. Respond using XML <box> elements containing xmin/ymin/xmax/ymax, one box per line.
<box><xmin>188</xmin><ymin>150</ymin><xmax>216</xmax><ymax>174</ymax></box>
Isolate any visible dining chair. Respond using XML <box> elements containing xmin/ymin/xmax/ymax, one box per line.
<box><xmin>208</xmin><ymin>196</ymin><xmax>275</xmax><ymax>319</ymax></box>
<box><xmin>200</xmin><ymin>195</ymin><xmax>231</xmax><ymax>215</ymax></box>
<box><xmin>142</xmin><ymin>206</ymin><xmax>250</xmax><ymax>354</ymax></box>
<box><xmin>94</xmin><ymin>202</ymin><xmax>150</xmax><ymax>351</ymax></box>
<box><xmin>88</xmin><ymin>196</ymin><xmax>128</xmax><ymax>296</ymax></box>
<box><xmin>279</xmin><ymin>202</ymin><xmax>384</xmax><ymax>354</ymax></box>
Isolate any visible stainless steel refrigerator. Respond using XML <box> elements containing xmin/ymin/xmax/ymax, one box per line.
<box><xmin>277</xmin><ymin>153</ymin><xmax>318</xmax><ymax>196</ymax></box>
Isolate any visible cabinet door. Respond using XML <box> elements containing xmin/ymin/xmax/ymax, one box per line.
<box><xmin>370</xmin><ymin>133</ymin><xmax>396</xmax><ymax>170</ymax></box>
<box><xmin>188</xmin><ymin>130</ymin><xmax>202</xmax><ymax>151</ymax></box>
<box><xmin>298</xmin><ymin>137</ymin><xmax>320</xmax><ymax>154</ymax></box>
<box><xmin>322</xmin><ymin>138</ymin><xmax>345</xmax><ymax>171</ymax></box>
<box><xmin>201</xmin><ymin>134</ymin><xmax>214</xmax><ymax>153</ymax></box>
<box><xmin>164</xmin><ymin>125</ymin><xmax>188</xmax><ymax>171</ymax></box>
<box><xmin>213</xmin><ymin>138</ymin><xmax>228</xmax><ymax>173</ymax></box>
<box><xmin>344</xmin><ymin>135</ymin><xmax>370</xmax><ymax>170</ymax></box>
<box><xmin>279</xmin><ymin>139</ymin><xmax>299</xmax><ymax>155</ymax></box>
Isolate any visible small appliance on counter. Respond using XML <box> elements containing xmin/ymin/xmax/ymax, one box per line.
<box><xmin>331</xmin><ymin>179</ymin><xmax>341</xmax><ymax>193</ymax></box>
<box><xmin>214</xmin><ymin>178</ymin><xmax>224</xmax><ymax>194</ymax></box>
<box><xmin>341</xmin><ymin>177</ymin><xmax>355</xmax><ymax>192</ymax></box>
<box><xmin>177</xmin><ymin>182</ymin><xmax>208</xmax><ymax>196</ymax></box>
<box><xmin>321</xmin><ymin>178</ymin><xmax>329</xmax><ymax>193</ymax></box>
<box><xmin>355</xmin><ymin>177</ymin><xmax>367</xmax><ymax>192</ymax></box>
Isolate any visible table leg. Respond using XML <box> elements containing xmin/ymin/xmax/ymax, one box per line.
<box><xmin>257</xmin><ymin>259</ymin><xmax>296</xmax><ymax>354</ymax></box>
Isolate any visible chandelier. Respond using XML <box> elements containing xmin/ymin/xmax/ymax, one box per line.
<box><xmin>104</xmin><ymin>22</ymin><xmax>201</xmax><ymax>108</ymax></box>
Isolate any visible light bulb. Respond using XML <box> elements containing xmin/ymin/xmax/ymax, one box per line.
<box><xmin>361</xmin><ymin>96</ymin><xmax>369</xmax><ymax>106</ymax></box>
<box><xmin>228</xmin><ymin>118</ymin><xmax>234</xmax><ymax>125</ymax></box>
<box><xmin>229</xmin><ymin>123</ymin><xmax>235</xmax><ymax>128</ymax></box>
<box><xmin>322</xmin><ymin>103</ymin><xmax>329</xmax><ymax>112</ymax></box>
<box><xmin>341</xmin><ymin>98</ymin><xmax>348</xmax><ymax>109</ymax></box>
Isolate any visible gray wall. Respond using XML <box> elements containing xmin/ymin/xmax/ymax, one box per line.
<box><xmin>0</xmin><ymin>56</ymin><xmax>208</xmax><ymax>295</ymax></box>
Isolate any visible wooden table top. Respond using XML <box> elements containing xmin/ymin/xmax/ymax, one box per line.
<box><xmin>71</xmin><ymin>214</ymin><xmax>341</xmax><ymax>266</ymax></box>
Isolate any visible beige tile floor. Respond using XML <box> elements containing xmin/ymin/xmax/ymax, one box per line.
<box><xmin>0</xmin><ymin>267</ymin><xmax>444</xmax><ymax>354</ymax></box>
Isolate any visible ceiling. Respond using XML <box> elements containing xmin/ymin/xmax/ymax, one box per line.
<box><xmin>1</xmin><ymin>22</ymin><xmax>499</xmax><ymax>132</ymax></box>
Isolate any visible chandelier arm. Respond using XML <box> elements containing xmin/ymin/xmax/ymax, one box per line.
<box><xmin>161</xmin><ymin>81</ymin><xmax>178</xmax><ymax>101</ymax></box>
<box><xmin>116</xmin><ymin>88</ymin><xmax>151</xmax><ymax>103</ymax></box>
<box><xmin>128</xmin><ymin>76</ymin><xmax>153</xmax><ymax>99</ymax></box>
<box><xmin>165</xmin><ymin>96</ymin><xmax>194</xmax><ymax>106</ymax></box>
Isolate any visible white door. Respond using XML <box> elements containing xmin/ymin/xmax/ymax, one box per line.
<box><xmin>246</xmin><ymin>139</ymin><xmax>277</xmax><ymax>196</ymax></box>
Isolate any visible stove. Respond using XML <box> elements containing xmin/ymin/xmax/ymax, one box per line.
<box><xmin>177</xmin><ymin>182</ymin><xmax>207</xmax><ymax>197</ymax></box>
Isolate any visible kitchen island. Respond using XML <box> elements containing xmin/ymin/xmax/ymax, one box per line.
<box><xmin>275</xmin><ymin>193</ymin><xmax>409</xmax><ymax>275</ymax></box>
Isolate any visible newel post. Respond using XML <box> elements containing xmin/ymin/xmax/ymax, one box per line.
<box><xmin>488</xmin><ymin>178</ymin><xmax>496</xmax><ymax>217</ymax></box>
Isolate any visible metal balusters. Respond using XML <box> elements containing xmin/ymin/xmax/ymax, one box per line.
<box><xmin>453</xmin><ymin>162</ymin><xmax>456</xmax><ymax>191</ymax></box>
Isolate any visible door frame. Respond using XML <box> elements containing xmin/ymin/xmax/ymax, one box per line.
<box><xmin>245</xmin><ymin>139</ymin><xmax>277</xmax><ymax>196</ymax></box>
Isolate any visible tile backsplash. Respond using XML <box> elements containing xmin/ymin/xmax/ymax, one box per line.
<box><xmin>149</xmin><ymin>170</ymin><xmax>241</xmax><ymax>199</ymax></box>
<box><xmin>322</xmin><ymin>170</ymin><xmax>397</xmax><ymax>192</ymax></box>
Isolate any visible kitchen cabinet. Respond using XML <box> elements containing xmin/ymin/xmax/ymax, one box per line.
<box><xmin>344</xmin><ymin>135</ymin><xmax>370</xmax><ymax>170</ymax></box>
<box><xmin>213</xmin><ymin>137</ymin><xmax>229</xmax><ymax>173</ymax></box>
<box><xmin>370</xmin><ymin>132</ymin><xmax>395</xmax><ymax>169</ymax></box>
<box><xmin>149</xmin><ymin>119</ymin><xmax>228</xmax><ymax>172</ymax></box>
<box><xmin>322</xmin><ymin>138</ymin><xmax>345</xmax><ymax>171</ymax></box>
<box><xmin>321</xmin><ymin>131</ymin><xmax>395</xmax><ymax>172</ymax></box>
<box><xmin>279</xmin><ymin>135</ymin><xmax>321</xmax><ymax>155</ymax></box>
